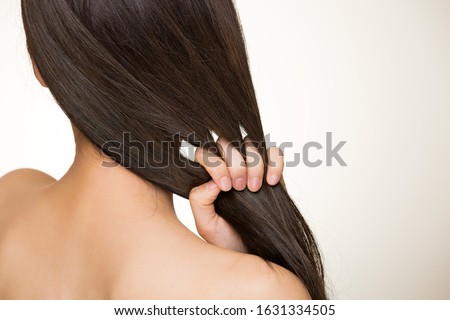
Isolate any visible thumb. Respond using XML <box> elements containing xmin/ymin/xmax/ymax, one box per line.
<box><xmin>189</xmin><ymin>180</ymin><xmax>221</xmax><ymax>233</ymax></box>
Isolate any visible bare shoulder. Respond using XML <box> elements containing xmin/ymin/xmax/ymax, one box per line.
<box><xmin>238</xmin><ymin>254</ymin><xmax>311</xmax><ymax>300</ymax></box>
<box><xmin>0</xmin><ymin>168</ymin><xmax>55</xmax><ymax>185</ymax></box>
<box><xmin>0</xmin><ymin>168</ymin><xmax>55</xmax><ymax>188</ymax></box>
<box><xmin>219</xmin><ymin>252</ymin><xmax>311</xmax><ymax>300</ymax></box>
<box><xmin>0</xmin><ymin>169</ymin><xmax>56</xmax><ymax>206</ymax></box>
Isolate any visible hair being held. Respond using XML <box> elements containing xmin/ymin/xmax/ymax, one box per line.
<box><xmin>21</xmin><ymin>0</ymin><xmax>327</xmax><ymax>299</ymax></box>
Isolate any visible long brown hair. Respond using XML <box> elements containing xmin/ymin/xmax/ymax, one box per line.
<box><xmin>22</xmin><ymin>0</ymin><xmax>327</xmax><ymax>299</ymax></box>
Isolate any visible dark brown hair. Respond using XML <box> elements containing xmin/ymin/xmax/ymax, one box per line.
<box><xmin>22</xmin><ymin>0</ymin><xmax>327</xmax><ymax>299</ymax></box>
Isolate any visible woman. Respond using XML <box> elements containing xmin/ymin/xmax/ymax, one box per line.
<box><xmin>0</xmin><ymin>0</ymin><xmax>326</xmax><ymax>299</ymax></box>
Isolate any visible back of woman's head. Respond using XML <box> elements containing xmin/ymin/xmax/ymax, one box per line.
<box><xmin>21</xmin><ymin>0</ymin><xmax>327</xmax><ymax>299</ymax></box>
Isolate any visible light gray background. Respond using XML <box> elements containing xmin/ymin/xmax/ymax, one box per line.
<box><xmin>1</xmin><ymin>0</ymin><xmax>449</xmax><ymax>299</ymax></box>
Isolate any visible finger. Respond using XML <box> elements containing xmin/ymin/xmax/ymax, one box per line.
<box><xmin>266</xmin><ymin>147</ymin><xmax>284</xmax><ymax>186</ymax></box>
<box><xmin>189</xmin><ymin>180</ymin><xmax>221</xmax><ymax>233</ymax></box>
<box><xmin>216</xmin><ymin>137</ymin><xmax>247</xmax><ymax>191</ymax></box>
<box><xmin>190</xmin><ymin>180</ymin><xmax>247</xmax><ymax>253</ymax></box>
<box><xmin>244</xmin><ymin>140</ymin><xmax>264</xmax><ymax>192</ymax></box>
<box><xmin>195</xmin><ymin>147</ymin><xmax>232</xmax><ymax>192</ymax></box>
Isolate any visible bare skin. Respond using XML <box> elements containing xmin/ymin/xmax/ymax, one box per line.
<box><xmin>0</xmin><ymin>68</ymin><xmax>310</xmax><ymax>300</ymax></box>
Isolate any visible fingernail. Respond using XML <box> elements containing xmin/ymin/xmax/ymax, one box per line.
<box><xmin>268</xmin><ymin>174</ymin><xmax>279</xmax><ymax>186</ymax></box>
<box><xmin>219</xmin><ymin>176</ymin><xmax>232</xmax><ymax>191</ymax></box>
<box><xmin>207</xmin><ymin>180</ymin><xmax>219</xmax><ymax>191</ymax></box>
<box><xmin>234</xmin><ymin>178</ymin><xmax>246</xmax><ymax>191</ymax></box>
<box><xmin>250</xmin><ymin>177</ymin><xmax>262</xmax><ymax>191</ymax></box>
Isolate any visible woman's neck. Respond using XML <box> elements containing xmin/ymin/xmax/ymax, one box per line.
<box><xmin>47</xmin><ymin>126</ymin><xmax>178</xmax><ymax>224</ymax></box>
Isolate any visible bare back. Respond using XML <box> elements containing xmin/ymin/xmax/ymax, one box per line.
<box><xmin>0</xmin><ymin>169</ymin><xmax>309</xmax><ymax>300</ymax></box>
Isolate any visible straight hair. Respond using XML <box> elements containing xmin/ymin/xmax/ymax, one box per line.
<box><xmin>21</xmin><ymin>0</ymin><xmax>327</xmax><ymax>299</ymax></box>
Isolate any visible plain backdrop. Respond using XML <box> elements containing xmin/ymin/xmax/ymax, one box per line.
<box><xmin>1</xmin><ymin>0</ymin><xmax>449</xmax><ymax>299</ymax></box>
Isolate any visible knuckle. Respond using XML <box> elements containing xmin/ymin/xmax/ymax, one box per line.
<box><xmin>189</xmin><ymin>188</ymin><xmax>202</xmax><ymax>202</ymax></box>
<box><xmin>230</xmin><ymin>162</ymin><xmax>246</xmax><ymax>177</ymax></box>
<box><xmin>274</xmin><ymin>146</ymin><xmax>284</xmax><ymax>156</ymax></box>
<box><xmin>210</xmin><ymin>156</ymin><xmax>225</xmax><ymax>169</ymax></box>
<box><xmin>246</xmin><ymin>150</ymin><xmax>263</xmax><ymax>171</ymax></box>
<box><xmin>232</xmin><ymin>149</ymin><xmax>245</xmax><ymax>164</ymax></box>
<box><xmin>194</xmin><ymin>148</ymin><xmax>205</xmax><ymax>164</ymax></box>
<box><xmin>190</xmin><ymin>193</ymin><xmax>203</xmax><ymax>205</ymax></box>
<box><xmin>211</xmin><ymin>161</ymin><xmax>227</xmax><ymax>176</ymax></box>
<box><xmin>188</xmin><ymin>192</ymin><xmax>196</xmax><ymax>202</ymax></box>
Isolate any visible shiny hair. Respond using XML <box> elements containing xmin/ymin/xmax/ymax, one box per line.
<box><xmin>22</xmin><ymin>0</ymin><xmax>327</xmax><ymax>299</ymax></box>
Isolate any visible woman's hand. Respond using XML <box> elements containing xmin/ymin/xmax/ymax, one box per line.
<box><xmin>189</xmin><ymin>137</ymin><xmax>285</xmax><ymax>253</ymax></box>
